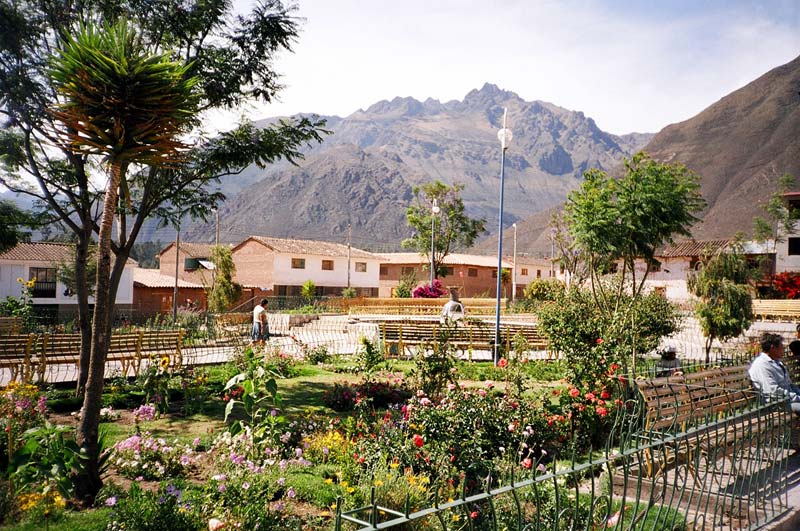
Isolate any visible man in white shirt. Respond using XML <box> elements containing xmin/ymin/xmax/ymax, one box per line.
<box><xmin>748</xmin><ymin>332</ymin><xmax>800</xmax><ymax>415</ymax></box>
<box><xmin>252</xmin><ymin>298</ymin><xmax>269</xmax><ymax>346</ymax></box>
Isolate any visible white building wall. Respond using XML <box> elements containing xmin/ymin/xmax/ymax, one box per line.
<box><xmin>273</xmin><ymin>254</ymin><xmax>380</xmax><ymax>288</ymax></box>
<box><xmin>774</xmin><ymin>238</ymin><xmax>800</xmax><ymax>273</ymax></box>
<box><xmin>0</xmin><ymin>261</ymin><xmax>134</xmax><ymax>305</ymax></box>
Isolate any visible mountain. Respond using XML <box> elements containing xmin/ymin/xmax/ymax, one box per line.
<box><xmin>645</xmin><ymin>55</ymin><xmax>800</xmax><ymax>239</ymax></box>
<box><xmin>474</xmin><ymin>55</ymin><xmax>800</xmax><ymax>257</ymax></box>
<box><xmin>183</xmin><ymin>84</ymin><xmax>652</xmax><ymax>249</ymax></box>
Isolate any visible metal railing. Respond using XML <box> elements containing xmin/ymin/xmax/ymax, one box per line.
<box><xmin>334</xmin><ymin>381</ymin><xmax>792</xmax><ymax>531</ymax></box>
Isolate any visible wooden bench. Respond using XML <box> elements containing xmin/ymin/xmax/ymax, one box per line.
<box><xmin>0</xmin><ymin>317</ymin><xmax>22</xmax><ymax>334</ymax></box>
<box><xmin>635</xmin><ymin>365</ymin><xmax>792</xmax><ymax>478</ymax></box>
<box><xmin>0</xmin><ymin>329</ymin><xmax>185</xmax><ymax>383</ymax></box>
<box><xmin>751</xmin><ymin>299</ymin><xmax>800</xmax><ymax>321</ymax></box>
<box><xmin>346</xmin><ymin>298</ymin><xmax>506</xmax><ymax>316</ymax></box>
<box><xmin>378</xmin><ymin>319</ymin><xmax>548</xmax><ymax>358</ymax></box>
<box><xmin>0</xmin><ymin>334</ymin><xmax>36</xmax><ymax>382</ymax></box>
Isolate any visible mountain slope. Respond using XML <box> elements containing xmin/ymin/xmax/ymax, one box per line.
<box><xmin>184</xmin><ymin>84</ymin><xmax>651</xmax><ymax>248</ymax></box>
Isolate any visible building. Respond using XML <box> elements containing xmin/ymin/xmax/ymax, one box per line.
<box><xmin>231</xmin><ymin>236</ymin><xmax>381</xmax><ymax>297</ymax></box>
<box><xmin>132</xmin><ymin>268</ymin><xmax>206</xmax><ymax>314</ymax></box>
<box><xmin>158</xmin><ymin>242</ymin><xmax>218</xmax><ymax>287</ymax></box>
<box><xmin>0</xmin><ymin>242</ymin><xmax>135</xmax><ymax>319</ymax></box>
<box><xmin>378</xmin><ymin>253</ymin><xmax>514</xmax><ymax>298</ymax></box>
<box><xmin>509</xmin><ymin>255</ymin><xmax>556</xmax><ymax>298</ymax></box>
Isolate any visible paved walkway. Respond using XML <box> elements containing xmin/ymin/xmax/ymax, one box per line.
<box><xmin>763</xmin><ymin>451</ymin><xmax>800</xmax><ymax>530</ymax></box>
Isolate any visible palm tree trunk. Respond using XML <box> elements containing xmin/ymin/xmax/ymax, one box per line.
<box><xmin>76</xmin><ymin>160</ymin><xmax>124</xmax><ymax>504</ymax></box>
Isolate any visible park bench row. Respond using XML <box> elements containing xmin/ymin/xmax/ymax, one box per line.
<box><xmin>377</xmin><ymin>319</ymin><xmax>549</xmax><ymax>358</ymax></box>
<box><xmin>751</xmin><ymin>299</ymin><xmax>800</xmax><ymax>321</ymax></box>
<box><xmin>0</xmin><ymin>329</ymin><xmax>185</xmax><ymax>383</ymax></box>
<box><xmin>634</xmin><ymin>363</ymin><xmax>797</xmax><ymax>478</ymax></box>
<box><xmin>343</xmin><ymin>297</ymin><xmax>506</xmax><ymax>316</ymax></box>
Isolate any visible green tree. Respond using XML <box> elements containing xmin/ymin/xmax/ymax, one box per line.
<box><xmin>207</xmin><ymin>245</ymin><xmax>242</xmax><ymax>312</ymax></box>
<box><xmin>393</xmin><ymin>268</ymin><xmax>417</xmax><ymax>298</ymax></box>
<box><xmin>564</xmin><ymin>151</ymin><xmax>704</xmax><ymax>369</ymax></box>
<box><xmin>49</xmin><ymin>20</ymin><xmax>200</xmax><ymax>500</ymax></box>
<box><xmin>57</xmin><ymin>244</ymin><xmax>98</xmax><ymax>298</ymax></box>
<box><xmin>688</xmin><ymin>246</ymin><xmax>754</xmax><ymax>364</ymax></box>
<box><xmin>0</xmin><ymin>0</ymin><xmax>326</xmax><ymax>399</ymax></box>
<box><xmin>0</xmin><ymin>201</ymin><xmax>35</xmax><ymax>253</ymax></box>
<box><xmin>301</xmin><ymin>280</ymin><xmax>317</xmax><ymax>302</ymax></box>
<box><xmin>753</xmin><ymin>173</ymin><xmax>797</xmax><ymax>251</ymax></box>
<box><xmin>401</xmin><ymin>181</ymin><xmax>485</xmax><ymax>280</ymax></box>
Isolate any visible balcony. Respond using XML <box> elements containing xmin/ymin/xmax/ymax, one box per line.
<box><xmin>31</xmin><ymin>281</ymin><xmax>57</xmax><ymax>298</ymax></box>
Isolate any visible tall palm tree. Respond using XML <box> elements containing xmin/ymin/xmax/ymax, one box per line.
<box><xmin>49</xmin><ymin>21</ymin><xmax>198</xmax><ymax>501</ymax></box>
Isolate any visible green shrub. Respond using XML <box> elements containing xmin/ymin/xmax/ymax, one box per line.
<box><xmin>106</xmin><ymin>483</ymin><xmax>202</xmax><ymax>531</ymax></box>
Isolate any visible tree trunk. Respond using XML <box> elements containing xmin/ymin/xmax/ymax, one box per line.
<box><xmin>76</xmin><ymin>160</ymin><xmax>124</xmax><ymax>504</ymax></box>
<box><xmin>76</xmin><ymin>230</ymin><xmax>92</xmax><ymax>396</ymax></box>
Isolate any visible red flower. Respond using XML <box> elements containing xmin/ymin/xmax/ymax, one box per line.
<box><xmin>600</xmin><ymin>389</ymin><xmax>610</xmax><ymax>400</ymax></box>
<box><xmin>585</xmin><ymin>392</ymin><xmax>596</xmax><ymax>402</ymax></box>
<box><xmin>596</xmin><ymin>338</ymin><xmax>604</xmax><ymax>344</ymax></box>
<box><xmin>412</xmin><ymin>434</ymin><xmax>424</xmax><ymax>448</ymax></box>
<box><xmin>470</xmin><ymin>511</ymin><xmax>479</xmax><ymax>519</ymax></box>
<box><xmin>568</xmin><ymin>388</ymin><xmax>580</xmax><ymax>398</ymax></box>
<box><xmin>596</xmin><ymin>407</ymin><xmax>609</xmax><ymax>417</ymax></box>
<box><xmin>498</xmin><ymin>358</ymin><xmax>508</xmax><ymax>368</ymax></box>
<box><xmin>521</xmin><ymin>458</ymin><xmax>533</xmax><ymax>469</ymax></box>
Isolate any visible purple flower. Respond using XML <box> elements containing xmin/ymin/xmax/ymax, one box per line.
<box><xmin>105</xmin><ymin>496</ymin><xmax>118</xmax><ymax>507</ymax></box>
<box><xmin>287</xmin><ymin>487</ymin><xmax>296</xmax><ymax>499</ymax></box>
<box><xmin>277</xmin><ymin>477</ymin><xmax>285</xmax><ymax>486</ymax></box>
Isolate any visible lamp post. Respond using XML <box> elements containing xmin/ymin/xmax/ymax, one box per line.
<box><xmin>494</xmin><ymin>108</ymin><xmax>512</xmax><ymax>365</ymax></box>
<box><xmin>214</xmin><ymin>208</ymin><xmax>220</xmax><ymax>246</ymax></box>
<box><xmin>511</xmin><ymin>223</ymin><xmax>517</xmax><ymax>301</ymax></box>
<box><xmin>550</xmin><ymin>227</ymin><xmax>556</xmax><ymax>279</ymax></box>
<box><xmin>430</xmin><ymin>198</ymin><xmax>440</xmax><ymax>287</ymax></box>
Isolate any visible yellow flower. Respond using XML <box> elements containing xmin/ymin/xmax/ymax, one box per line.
<box><xmin>374</xmin><ymin>480</ymin><xmax>383</xmax><ymax>487</ymax></box>
<box><xmin>452</xmin><ymin>514</ymin><xmax>461</xmax><ymax>522</ymax></box>
<box><xmin>389</xmin><ymin>462</ymin><xmax>399</xmax><ymax>469</ymax></box>
<box><xmin>16</xmin><ymin>277</ymin><xmax>23</xmax><ymax>284</ymax></box>
<box><xmin>340</xmin><ymin>480</ymin><xmax>348</xmax><ymax>487</ymax></box>
<box><xmin>347</xmin><ymin>487</ymin><xmax>355</xmax><ymax>494</ymax></box>
<box><xmin>26</xmin><ymin>280</ymin><xmax>35</xmax><ymax>288</ymax></box>
<box><xmin>160</xmin><ymin>355</ymin><xmax>170</xmax><ymax>369</ymax></box>
<box><xmin>325</xmin><ymin>478</ymin><xmax>333</xmax><ymax>484</ymax></box>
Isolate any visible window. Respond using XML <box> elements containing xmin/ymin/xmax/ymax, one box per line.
<box><xmin>29</xmin><ymin>267</ymin><xmax>57</xmax><ymax>298</ymax></box>
<box><xmin>441</xmin><ymin>266</ymin><xmax>454</xmax><ymax>276</ymax></box>
<box><xmin>536</xmin><ymin>270</ymin><xmax>542</xmax><ymax>278</ymax></box>
<box><xmin>401</xmin><ymin>266</ymin><xmax>416</xmax><ymax>275</ymax></box>
<box><xmin>291</xmin><ymin>258</ymin><xmax>305</xmax><ymax>269</ymax></box>
<box><xmin>647</xmin><ymin>260</ymin><xmax>661</xmax><ymax>273</ymax></box>
<box><xmin>321</xmin><ymin>260</ymin><xmax>334</xmax><ymax>271</ymax></box>
<box><xmin>492</xmin><ymin>269</ymin><xmax>498</xmax><ymax>278</ymax></box>
<box><xmin>521</xmin><ymin>268</ymin><xmax>528</xmax><ymax>276</ymax></box>
<box><xmin>380</xmin><ymin>265</ymin><xmax>388</xmax><ymax>276</ymax></box>
<box><xmin>355</xmin><ymin>262</ymin><xmax>367</xmax><ymax>272</ymax></box>
<box><xmin>789</xmin><ymin>238</ymin><xmax>800</xmax><ymax>256</ymax></box>
<box><xmin>468</xmin><ymin>268</ymin><xmax>478</xmax><ymax>277</ymax></box>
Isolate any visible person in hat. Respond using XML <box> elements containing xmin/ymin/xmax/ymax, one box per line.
<box><xmin>656</xmin><ymin>344</ymin><xmax>682</xmax><ymax>377</ymax></box>
<box><xmin>440</xmin><ymin>289</ymin><xmax>465</xmax><ymax>324</ymax></box>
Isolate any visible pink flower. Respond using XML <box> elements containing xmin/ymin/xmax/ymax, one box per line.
<box><xmin>498</xmin><ymin>358</ymin><xmax>508</xmax><ymax>368</ymax></box>
<box><xmin>447</xmin><ymin>383</ymin><xmax>457</xmax><ymax>391</ymax></box>
<box><xmin>508</xmin><ymin>423</ymin><xmax>515</xmax><ymax>432</ymax></box>
<box><xmin>477</xmin><ymin>389</ymin><xmax>487</xmax><ymax>397</ymax></box>
<box><xmin>568</xmin><ymin>388</ymin><xmax>580</xmax><ymax>398</ymax></box>
<box><xmin>209</xmin><ymin>518</ymin><xmax>225</xmax><ymax>531</ymax></box>
<box><xmin>521</xmin><ymin>458</ymin><xmax>533</xmax><ymax>469</ymax></box>
<box><xmin>485</xmin><ymin>380</ymin><xmax>494</xmax><ymax>389</ymax></box>
<box><xmin>597</xmin><ymin>407</ymin><xmax>609</xmax><ymax>417</ymax></box>
<box><xmin>420</xmin><ymin>397</ymin><xmax>432</xmax><ymax>406</ymax></box>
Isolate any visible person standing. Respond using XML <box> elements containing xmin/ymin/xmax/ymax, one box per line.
<box><xmin>252</xmin><ymin>298</ymin><xmax>269</xmax><ymax>346</ymax></box>
<box><xmin>748</xmin><ymin>332</ymin><xmax>800</xmax><ymax>415</ymax></box>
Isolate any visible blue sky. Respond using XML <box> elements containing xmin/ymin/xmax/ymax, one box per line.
<box><xmin>221</xmin><ymin>0</ymin><xmax>799</xmax><ymax>135</ymax></box>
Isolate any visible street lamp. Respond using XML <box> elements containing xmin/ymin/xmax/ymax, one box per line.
<box><xmin>511</xmin><ymin>223</ymin><xmax>517</xmax><ymax>301</ymax></box>
<box><xmin>494</xmin><ymin>108</ymin><xmax>512</xmax><ymax>365</ymax></box>
<box><xmin>430</xmin><ymin>198</ymin><xmax>440</xmax><ymax>287</ymax></box>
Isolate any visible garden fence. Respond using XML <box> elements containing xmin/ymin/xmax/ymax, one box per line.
<box><xmin>334</xmin><ymin>379</ymin><xmax>793</xmax><ymax>531</ymax></box>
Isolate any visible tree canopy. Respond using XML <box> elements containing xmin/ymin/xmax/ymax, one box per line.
<box><xmin>401</xmin><ymin>181</ymin><xmax>485</xmax><ymax>280</ymax></box>
<box><xmin>0</xmin><ymin>201</ymin><xmax>35</xmax><ymax>254</ymax></box>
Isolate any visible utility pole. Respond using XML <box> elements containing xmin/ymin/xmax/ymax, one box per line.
<box><xmin>347</xmin><ymin>223</ymin><xmax>352</xmax><ymax>289</ymax></box>
<box><xmin>215</xmin><ymin>209</ymin><xmax>220</xmax><ymax>246</ymax></box>
<box><xmin>512</xmin><ymin>223</ymin><xmax>517</xmax><ymax>301</ymax></box>
<box><xmin>173</xmin><ymin>226</ymin><xmax>180</xmax><ymax>323</ymax></box>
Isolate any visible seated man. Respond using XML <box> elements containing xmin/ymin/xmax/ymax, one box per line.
<box><xmin>656</xmin><ymin>345</ymin><xmax>682</xmax><ymax>377</ymax></box>
<box><xmin>748</xmin><ymin>332</ymin><xmax>800</xmax><ymax>415</ymax></box>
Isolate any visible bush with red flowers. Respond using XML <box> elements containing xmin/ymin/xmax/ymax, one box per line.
<box><xmin>412</xmin><ymin>279</ymin><xmax>447</xmax><ymax>298</ymax></box>
<box><xmin>772</xmin><ymin>272</ymin><xmax>800</xmax><ymax>299</ymax></box>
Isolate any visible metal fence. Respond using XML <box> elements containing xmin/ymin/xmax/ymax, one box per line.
<box><xmin>334</xmin><ymin>380</ymin><xmax>793</xmax><ymax>531</ymax></box>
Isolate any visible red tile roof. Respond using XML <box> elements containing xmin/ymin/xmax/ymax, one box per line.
<box><xmin>159</xmin><ymin>242</ymin><xmax>219</xmax><ymax>258</ymax></box>
<box><xmin>0</xmin><ymin>242</ymin><xmax>74</xmax><ymax>262</ymax></box>
<box><xmin>381</xmin><ymin>252</ymin><xmax>513</xmax><ymax>268</ymax></box>
<box><xmin>133</xmin><ymin>268</ymin><xmax>204</xmax><ymax>288</ymax></box>
<box><xmin>242</xmin><ymin>236</ymin><xmax>379</xmax><ymax>260</ymax></box>
<box><xmin>655</xmin><ymin>239</ymin><xmax>731</xmax><ymax>258</ymax></box>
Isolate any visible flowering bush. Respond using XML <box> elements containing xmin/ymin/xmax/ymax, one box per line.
<box><xmin>15</xmin><ymin>484</ymin><xmax>67</xmax><ymax>525</ymax></box>
<box><xmin>321</xmin><ymin>379</ymin><xmax>412</xmax><ymax>411</ymax></box>
<box><xmin>105</xmin><ymin>483</ymin><xmax>200</xmax><ymax>531</ymax></box>
<box><xmin>0</xmin><ymin>383</ymin><xmax>47</xmax><ymax>465</ymax></box>
<box><xmin>109</xmin><ymin>432</ymin><xmax>197</xmax><ymax>480</ymax></box>
<box><xmin>412</xmin><ymin>279</ymin><xmax>446</xmax><ymax>298</ymax></box>
<box><xmin>772</xmin><ymin>272</ymin><xmax>800</xmax><ymax>299</ymax></box>
<box><xmin>304</xmin><ymin>430</ymin><xmax>352</xmax><ymax>465</ymax></box>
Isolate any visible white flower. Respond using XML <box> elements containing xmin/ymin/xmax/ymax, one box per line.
<box><xmin>208</xmin><ymin>518</ymin><xmax>225</xmax><ymax>531</ymax></box>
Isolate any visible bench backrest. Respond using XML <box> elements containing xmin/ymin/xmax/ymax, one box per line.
<box><xmin>637</xmin><ymin>365</ymin><xmax>757</xmax><ymax>432</ymax></box>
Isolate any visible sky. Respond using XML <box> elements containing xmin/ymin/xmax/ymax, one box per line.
<box><xmin>227</xmin><ymin>0</ymin><xmax>800</xmax><ymax>135</ymax></box>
